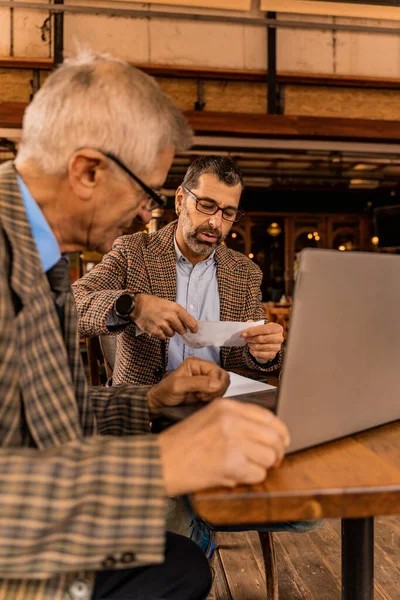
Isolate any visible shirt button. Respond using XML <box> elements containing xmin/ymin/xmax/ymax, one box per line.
<box><xmin>68</xmin><ymin>577</ymin><xmax>91</xmax><ymax>600</ymax></box>
<box><xmin>101</xmin><ymin>555</ymin><xmax>117</xmax><ymax>569</ymax></box>
<box><xmin>189</xmin><ymin>304</ymin><xmax>194</xmax><ymax>310</ymax></box>
<box><xmin>121</xmin><ymin>551</ymin><xmax>136</xmax><ymax>564</ymax></box>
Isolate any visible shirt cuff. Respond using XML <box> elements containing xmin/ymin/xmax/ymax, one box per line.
<box><xmin>254</xmin><ymin>357</ymin><xmax>269</xmax><ymax>364</ymax></box>
<box><xmin>106</xmin><ymin>306</ymin><xmax>132</xmax><ymax>332</ymax></box>
<box><xmin>249</xmin><ymin>350</ymin><xmax>279</xmax><ymax>368</ymax></box>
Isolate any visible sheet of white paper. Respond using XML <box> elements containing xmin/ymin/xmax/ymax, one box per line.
<box><xmin>223</xmin><ymin>371</ymin><xmax>276</xmax><ymax>397</ymax></box>
<box><xmin>179</xmin><ymin>319</ymin><xmax>264</xmax><ymax>349</ymax></box>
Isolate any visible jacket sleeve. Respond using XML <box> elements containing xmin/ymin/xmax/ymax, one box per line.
<box><xmin>88</xmin><ymin>383</ymin><xmax>152</xmax><ymax>435</ymax></box>
<box><xmin>0</xmin><ymin>435</ymin><xmax>166</xmax><ymax>578</ymax></box>
<box><xmin>224</xmin><ymin>260</ymin><xmax>284</xmax><ymax>373</ymax></box>
<box><xmin>72</xmin><ymin>236</ymin><xmax>136</xmax><ymax>337</ymax></box>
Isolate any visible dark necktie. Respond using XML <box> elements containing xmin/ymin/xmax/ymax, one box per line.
<box><xmin>46</xmin><ymin>256</ymin><xmax>71</xmax><ymax>329</ymax></box>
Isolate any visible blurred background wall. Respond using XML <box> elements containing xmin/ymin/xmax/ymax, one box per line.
<box><xmin>1</xmin><ymin>0</ymin><xmax>400</xmax><ymax>301</ymax></box>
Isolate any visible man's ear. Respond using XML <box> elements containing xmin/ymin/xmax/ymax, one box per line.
<box><xmin>68</xmin><ymin>149</ymin><xmax>108</xmax><ymax>199</ymax></box>
<box><xmin>175</xmin><ymin>185</ymin><xmax>183</xmax><ymax>216</ymax></box>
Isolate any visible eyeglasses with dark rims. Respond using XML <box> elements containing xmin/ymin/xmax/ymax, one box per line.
<box><xmin>183</xmin><ymin>186</ymin><xmax>244</xmax><ymax>223</ymax></box>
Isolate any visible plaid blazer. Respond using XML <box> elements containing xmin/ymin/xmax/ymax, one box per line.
<box><xmin>0</xmin><ymin>162</ymin><xmax>166</xmax><ymax>600</ymax></box>
<box><xmin>73</xmin><ymin>221</ymin><xmax>282</xmax><ymax>386</ymax></box>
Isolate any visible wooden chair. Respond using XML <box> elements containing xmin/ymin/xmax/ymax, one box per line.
<box><xmin>85</xmin><ymin>336</ymin><xmax>104</xmax><ymax>386</ymax></box>
<box><xmin>85</xmin><ymin>335</ymin><xmax>279</xmax><ymax>599</ymax></box>
<box><xmin>85</xmin><ymin>335</ymin><xmax>116</xmax><ymax>385</ymax></box>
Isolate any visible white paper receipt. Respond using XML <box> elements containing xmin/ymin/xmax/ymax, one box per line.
<box><xmin>180</xmin><ymin>319</ymin><xmax>264</xmax><ymax>349</ymax></box>
<box><xmin>223</xmin><ymin>371</ymin><xmax>276</xmax><ymax>397</ymax></box>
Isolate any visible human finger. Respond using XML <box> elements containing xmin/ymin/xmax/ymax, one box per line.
<box><xmin>177</xmin><ymin>307</ymin><xmax>198</xmax><ymax>333</ymax></box>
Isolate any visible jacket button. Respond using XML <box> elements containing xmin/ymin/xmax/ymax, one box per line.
<box><xmin>120</xmin><ymin>551</ymin><xmax>136</xmax><ymax>564</ymax></box>
<box><xmin>101</xmin><ymin>555</ymin><xmax>117</xmax><ymax>569</ymax></box>
<box><xmin>154</xmin><ymin>367</ymin><xmax>163</xmax><ymax>379</ymax></box>
<box><xmin>68</xmin><ymin>577</ymin><xmax>91</xmax><ymax>600</ymax></box>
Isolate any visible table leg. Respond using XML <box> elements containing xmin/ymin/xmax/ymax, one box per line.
<box><xmin>341</xmin><ymin>517</ymin><xmax>374</xmax><ymax>600</ymax></box>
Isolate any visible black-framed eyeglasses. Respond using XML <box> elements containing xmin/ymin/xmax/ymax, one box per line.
<box><xmin>183</xmin><ymin>186</ymin><xmax>244</xmax><ymax>223</ymax></box>
<box><xmin>103</xmin><ymin>151</ymin><xmax>167</xmax><ymax>211</ymax></box>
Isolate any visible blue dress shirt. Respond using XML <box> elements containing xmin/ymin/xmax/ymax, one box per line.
<box><xmin>17</xmin><ymin>174</ymin><xmax>61</xmax><ymax>272</ymax></box>
<box><xmin>166</xmin><ymin>237</ymin><xmax>221</xmax><ymax>371</ymax></box>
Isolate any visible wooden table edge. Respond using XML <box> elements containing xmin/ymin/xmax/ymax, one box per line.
<box><xmin>191</xmin><ymin>486</ymin><xmax>400</xmax><ymax>526</ymax></box>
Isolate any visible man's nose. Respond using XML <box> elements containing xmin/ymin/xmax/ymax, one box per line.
<box><xmin>208</xmin><ymin>209</ymin><xmax>223</xmax><ymax>229</ymax></box>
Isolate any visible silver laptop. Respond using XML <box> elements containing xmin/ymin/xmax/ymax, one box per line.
<box><xmin>278</xmin><ymin>248</ymin><xmax>400</xmax><ymax>453</ymax></box>
<box><xmin>157</xmin><ymin>248</ymin><xmax>400</xmax><ymax>454</ymax></box>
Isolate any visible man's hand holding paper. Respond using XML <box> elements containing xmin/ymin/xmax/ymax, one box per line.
<box><xmin>179</xmin><ymin>318</ymin><xmax>284</xmax><ymax>364</ymax></box>
<box><xmin>242</xmin><ymin>320</ymin><xmax>284</xmax><ymax>363</ymax></box>
<box><xmin>132</xmin><ymin>294</ymin><xmax>198</xmax><ymax>340</ymax></box>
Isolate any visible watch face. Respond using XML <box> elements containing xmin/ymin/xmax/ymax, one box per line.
<box><xmin>117</xmin><ymin>294</ymin><xmax>134</xmax><ymax>315</ymax></box>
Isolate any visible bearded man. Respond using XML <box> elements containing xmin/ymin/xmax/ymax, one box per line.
<box><xmin>73</xmin><ymin>155</ymin><xmax>284</xmax><ymax>386</ymax></box>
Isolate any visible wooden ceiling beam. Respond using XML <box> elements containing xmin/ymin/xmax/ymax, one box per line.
<box><xmin>0</xmin><ymin>57</ymin><xmax>53</xmax><ymax>70</ymax></box>
<box><xmin>1</xmin><ymin>58</ymin><xmax>400</xmax><ymax>89</ymax></box>
<box><xmin>186</xmin><ymin>111</ymin><xmax>400</xmax><ymax>143</ymax></box>
<box><xmin>3</xmin><ymin>102</ymin><xmax>400</xmax><ymax>144</ymax></box>
<box><xmin>136</xmin><ymin>64</ymin><xmax>400</xmax><ymax>90</ymax></box>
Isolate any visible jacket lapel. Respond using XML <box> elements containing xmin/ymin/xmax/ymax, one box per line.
<box><xmin>216</xmin><ymin>245</ymin><xmax>246</xmax><ymax>321</ymax></box>
<box><xmin>145</xmin><ymin>221</ymin><xmax>177</xmax><ymax>302</ymax></box>
<box><xmin>0</xmin><ymin>162</ymin><xmax>82</xmax><ymax>448</ymax></box>
<box><xmin>144</xmin><ymin>222</ymin><xmax>178</xmax><ymax>366</ymax></box>
<box><xmin>216</xmin><ymin>246</ymin><xmax>247</xmax><ymax>365</ymax></box>
<box><xmin>0</xmin><ymin>163</ymin><xmax>40</xmax><ymax>307</ymax></box>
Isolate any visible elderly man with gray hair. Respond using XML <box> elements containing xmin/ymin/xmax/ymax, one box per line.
<box><xmin>0</xmin><ymin>51</ymin><xmax>290</xmax><ymax>600</ymax></box>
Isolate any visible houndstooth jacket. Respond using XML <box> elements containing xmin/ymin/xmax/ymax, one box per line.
<box><xmin>73</xmin><ymin>221</ymin><xmax>283</xmax><ymax>386</ymax></box>
<box><xmin>0</xmin><ymin>162</ymin><xmax>166</xmax><ymax>600</ymax></box>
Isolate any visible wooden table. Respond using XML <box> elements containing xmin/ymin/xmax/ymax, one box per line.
<box><xmin>192</xmin><ymin>419</ymin><xmax>400</xmax><ymax>600</ymax></box>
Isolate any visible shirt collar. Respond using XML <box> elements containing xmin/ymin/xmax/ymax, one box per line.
<box><xmin>17</xmin><ymin>174</ymin><xmax>61</xmax><ymax>272</ymax></box>
<box><xmin>173</xmin><ymin>234</ymin><xmax>216</xmax><ymax>265</ymax></box>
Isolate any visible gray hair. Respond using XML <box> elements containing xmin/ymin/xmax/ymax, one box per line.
<box><xmin>182</xmin><ymin>155</ymin><xmax>244</xmax><ymax>191</ymax></box>
<box><xmin>16</xmin><ymin>49</ymin><xmax>192</xmax><ymax>176</ymax></box>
